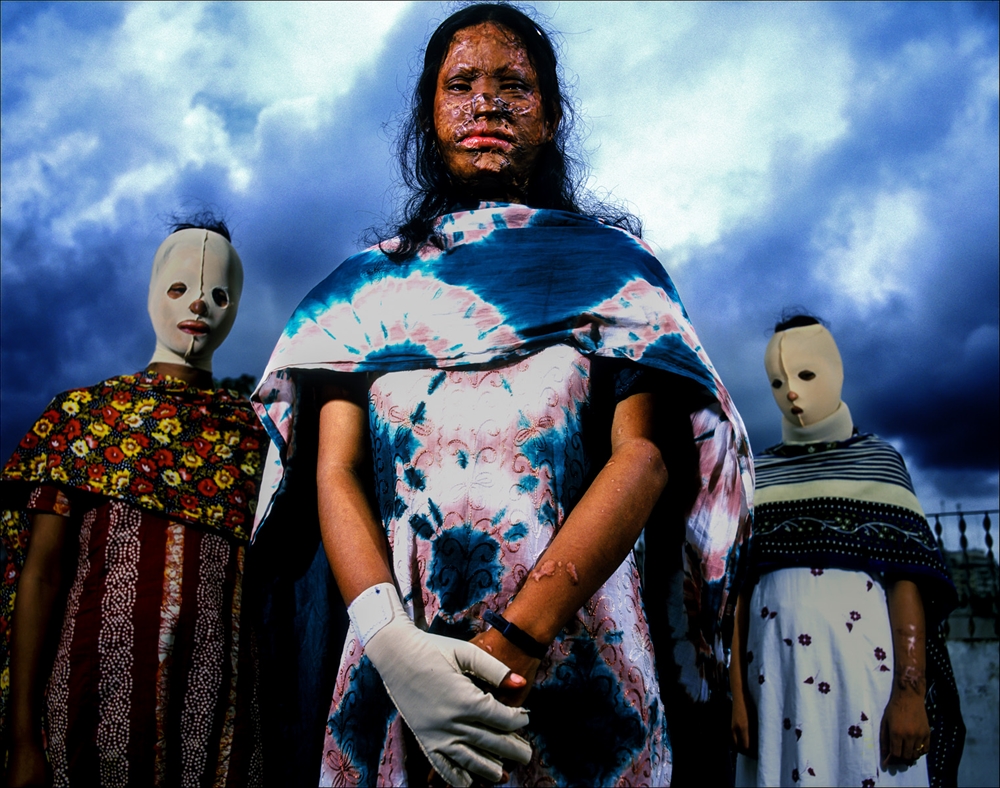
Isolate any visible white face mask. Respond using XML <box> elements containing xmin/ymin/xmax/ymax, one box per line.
<box><xmin>764</xmin><ymin>324</ymin><xmax>844</xmax><ymax>427</ymax></box>
<box><xmin>147</xmin><ymin>229</ymin><xmax>243</xmax><ymax>372</ymax></box>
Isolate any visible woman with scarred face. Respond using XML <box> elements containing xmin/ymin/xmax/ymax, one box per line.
<box><xmin>250</xmin><ymin>5</ymin><xmax>751</xmax><ymax>786</ymax></box>
<box><xmin>730</xmin><ymin>315</ymin><xmax>964</xmax><ymax>788</ymax></box>
<box><xmin>1</xmin><ymin>217</ymin><xmax>266</xmax><ymax>787</ymax></box>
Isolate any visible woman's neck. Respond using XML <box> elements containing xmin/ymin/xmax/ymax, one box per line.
<box><xmin>147</xmin><ymin>362</ymin><xmax>213</xmax><ymax>389</ymax></box>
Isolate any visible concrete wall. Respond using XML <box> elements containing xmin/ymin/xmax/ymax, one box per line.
<box><xmin>947</xmin><ymin>638</ymin><xmax>1000</xmax><ymax>787</ymax></box>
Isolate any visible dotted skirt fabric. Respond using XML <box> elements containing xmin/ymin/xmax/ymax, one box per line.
<box><xmin>736</xmin><ymin>567</ymin><xmax>928</xmax><ymax>788</ymax></box>
<box><xmin>34</xmin><ymin>491</ymin><xmax>262</xmax><ymax>787</ymax></box>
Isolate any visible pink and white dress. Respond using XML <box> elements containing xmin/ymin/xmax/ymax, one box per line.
<box><xmin>318</xmin><ymin>345</ymin><xmax>672</xmax><ymax>787</ymax></box>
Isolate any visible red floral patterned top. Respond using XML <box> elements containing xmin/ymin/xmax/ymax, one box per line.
<box><xmin>2</xmin><ymin>370</ymin><xmax>265</xmax><ymax>541</ymax></box>
<box><xmin>1</xmin><ymin>370</ymin><xmax>266</xmax><ymax>737</ymax></box>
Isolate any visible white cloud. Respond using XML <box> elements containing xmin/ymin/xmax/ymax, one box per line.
<box><xmin>546</xmin><ymin>2</ymin><xmax>853</xmax><ymax>256</ymax></box>
<box><xmin>57</xmin><ymin>161</ymin><xmax>176</xmax><ymax>238</ymax></box>
<box><xmin>1</xmin><ymin>1</ymin><xmax>414</xmax><ymax>243</ymax></box>
<box><xmin>1</xmin><ymin>132</ymin><xmax>100</xmax><ymax>210</ymax></box>
<box><xmin>811</xmin><ymin>188</ymin><xmax>927</xmax><ymax>309</ymax></box>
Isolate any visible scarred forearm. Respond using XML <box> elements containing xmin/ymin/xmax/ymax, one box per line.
<box><xmin>502</xmin><ymin>430</ymin><xmax>667</xmax><ymax>644</ymax></box>
<box><xmin>482</xmin><ymin>394</ymin><xmax>667</xmax><ymax>648</ymax></box>
<box><xmin>473</xmin><ymin>392</ymin><xmax>668</xmax><ymax>704</ymax></box>
<box><xmin>887</xmin><ymin>579</ymin><xmax>927</xmax><ymax>694</ymax></box>
<box><xmin>880</xmin><ymin>578</ymin><xmax>930</xmax><ymax>766</ymax></box>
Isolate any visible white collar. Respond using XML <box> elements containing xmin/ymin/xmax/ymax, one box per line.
<box><xmin>781</xmin><ymin>401</ymin><xmax>854</xmax><ymax>444</ymax></box>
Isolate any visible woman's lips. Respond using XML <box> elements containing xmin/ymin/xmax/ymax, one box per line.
<box><xmin>178</xmin><ymin>320</ymin><xmax>210</xmax><ymax>335</ymax></box>
<box><xmin>458</xmin><ymin>135</ymin><xmax>513</xmax><ymax>151</ymax></box>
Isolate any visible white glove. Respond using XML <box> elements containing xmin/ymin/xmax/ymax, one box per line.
<box><xmin>349</xmin><ymin>583</ymin><xmax>532</xmax><ymax>787</ymax></box>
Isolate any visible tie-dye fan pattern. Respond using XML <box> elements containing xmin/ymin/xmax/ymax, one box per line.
<box><xmin>252</xmin><ymin>204</ymin><xmax>753</xmax><ymax>716</ymax></box>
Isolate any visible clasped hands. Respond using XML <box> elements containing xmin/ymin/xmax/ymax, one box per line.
<box><xmin>352</xmin><ymin>584</ymin><xmax>533</xmax><ymax>787</ymax></box>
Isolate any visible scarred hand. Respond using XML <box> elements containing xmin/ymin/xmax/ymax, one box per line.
<box><xmin>470</xmin><ymin>627</ymin><xmax>542</xmax><ymax>708</ymax></box>
<box><xmin>880</xmin><ymin>688</ymin><xmax>931</xmax><ymax>767</ymax></box>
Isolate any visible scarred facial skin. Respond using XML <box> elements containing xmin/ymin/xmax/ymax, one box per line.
<box><xmin>764</xmin><ymin>325</ymin><xmax>844</xmax><ymax>427</ymax></box>
<box><xmin>433</xmin><ymin>22</ymin><xmax>557</xmax><ymax>202</ymax></box>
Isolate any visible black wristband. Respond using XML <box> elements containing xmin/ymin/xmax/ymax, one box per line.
<box><xmin>482</xmin><ymin>609</ymin><xmax>548</xmax><ymax>659</ymax></box>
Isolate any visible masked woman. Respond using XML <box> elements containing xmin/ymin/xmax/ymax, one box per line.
<box><xmin>251</xmin><ymin>5</ymin><xmax>751</xmax><ymax>787</ymax></box>
<box><xmin>2</xmin><ymin>219</ymin><xmax>266</xmax><ymax>787</ymax></box>
<box><xmin>730</xmin><ymin>315</ymin><xmax>964</xmax><ymax>788</ymax></box>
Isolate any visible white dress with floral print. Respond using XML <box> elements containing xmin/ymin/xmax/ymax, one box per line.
<box><xmin>736</xmin><ymin>567</ymin><xmax>929</xmax><ymax>788</ymax></box>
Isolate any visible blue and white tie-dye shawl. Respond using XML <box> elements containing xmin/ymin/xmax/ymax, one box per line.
<box><xmin>251</xmin><ymin>203</ymin><xmax>753</xmax><ymax>700</ymax></box>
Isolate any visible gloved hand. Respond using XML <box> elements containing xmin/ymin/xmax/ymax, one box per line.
<box><xmin>350</xmin><ymin>583</ymin><xmax>532</xmax><ymax>787</ymax></box>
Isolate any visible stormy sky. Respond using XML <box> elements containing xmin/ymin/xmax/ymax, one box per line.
<box><xmin>2</xmin><ymin>1</ymin><xmax>998</xmax><ymax>550</ymax></box>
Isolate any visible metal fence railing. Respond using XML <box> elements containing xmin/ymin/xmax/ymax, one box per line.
<box><xmin>926</xmin><ymin>509</ymin><xmax>999</xmax><ymax>640</ymax></box>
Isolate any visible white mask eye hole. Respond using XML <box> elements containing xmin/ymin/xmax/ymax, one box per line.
<box><xmin>798</xmin><ymin>370</ymin><xmax>816</xmax><ymax>381</ymax></box>
<box><xmin>167</xmin><ymin>282</ymin><xmax>187</xmax><ymax>299</ymax></box>
<box><xmin>212</xmin><ymin>287</ymin><xmax>229</xmax><ymax>308</ymax></box>
<box><xmin>771</xmin><ymin>379</ymin><xmax>784</xmax><ymax>389</ymax></box>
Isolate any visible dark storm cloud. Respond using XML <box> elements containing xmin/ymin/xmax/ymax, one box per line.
<box><xmin>0</xmin><ymin>2</ymin><xmax>440</xmax><ymax>462</ymax></box>
<box><xmin>1</xmin><ymin>225</ymin><xmax>153</xmax><ymax>457</ymax></box>
<box><xmin>1</xmin><ymin>2</ymin><xmax>997</xmax><ymax>513</ymax></box>
<box><xmin>664</xmin><ymin>1</ymin><xmax>999</xmax><ymax>495</ymax></box>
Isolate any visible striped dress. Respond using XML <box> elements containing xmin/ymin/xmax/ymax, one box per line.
<box><xmin>1</xmin><ymin>371</ymin><xmax>266</xmax><ymax>787</ymax></box>
<box><xmin>736</xmin><ymin>435</ymin><xmax>962</xmax><ymax>788</ymax></box>
<box><xmin>28</xmin><ymin>486</ymin><xmax>261</xmax><ymax>787</ymax></box>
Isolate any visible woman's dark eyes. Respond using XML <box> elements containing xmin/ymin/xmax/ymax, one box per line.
<box><xmin>798</xmin><ymin>370</ymin><xmax>816</xmax><ymax>381</ymax></box>
<box><xmin>445</xmin><ymin>81</ymin><xmax>528</xmax><ymax>92</ymax></box>
<box><xmin>167</xmin><ymin>283</ymin><xmax>187</xmax><ymax>299</ymax></box>
<box><xmin>212</xmin><ymin>288</ymin><xmax>229</xmax><ymax>307</ymax></box>
<box><xmin>771</xmin><ymin>379</ymin><xmax>783</xmax><ymax>389</ymax></box>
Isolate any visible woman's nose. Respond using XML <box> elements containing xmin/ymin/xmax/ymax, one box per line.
<box><xmin>189</xmin><ymin>298</ymin><xmax>207</xmax><ymax>316</ymax></box>
<box><xmin>787</xmin><ymin>391</ymin><xmax>798</xmax><ymax>402</ymax></box>
<box><xmin>472</xmin><ymin>91</ymin><xmax>499</xmax><ymax>115</ymax></box>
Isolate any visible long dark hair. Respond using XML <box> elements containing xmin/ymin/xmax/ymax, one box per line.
<box><xmin>379</xmin><ymin>2</ymin><xmax>641</xmax><ymax>261</ymax></box>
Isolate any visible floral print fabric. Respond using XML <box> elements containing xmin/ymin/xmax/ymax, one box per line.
<box><xmin>736</xmin><ymin>568</ymin><xmax>928</xmax><ymax>788</ymax></box>
<box><xmin>2</xmin><ymin>370</ymin><xmax>265</xmax><ymax>540</ymax></box>
<box><xmin>319</xmin><ymin>345</ymin><xmax>670</xmax><ymax>787</ymax></box>
<box><xmin>747</xmin><ymin>435</ymin><xmax>964</xmax><ymax>786</ymax></box>
<box><xmin>0</xmin><ymin>371</ymin><xmax>266</xmax><ymax>757</ymax></box>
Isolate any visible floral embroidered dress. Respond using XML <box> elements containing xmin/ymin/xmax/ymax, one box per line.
<box><xmin>1</xmin><ymin>370</ymin><xmax>267</xmax><ymax>787</ymax></box>
<box><xmin>735</xmin><ymin>435</ymin><xmax>963</xmax><ymax>788</ymax></box>
<box><xmin>251</xmin><ymin>204</ymin><xmax>754</xmax><ymax>786</ymax></box>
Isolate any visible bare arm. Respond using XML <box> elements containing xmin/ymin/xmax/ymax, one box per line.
<box><xmin>8</xmin><ymin>512</ymin><xmax>69</xmax><ymax>788</ymax></box>
<box><xmin>316</xmin><ymin>383</ymin><xmax>532</xmax><ymax>785</ymax></box>
<box><xmin>315</xmin><ymin>384</ymin><xmax>394</xmax><ymax>606</ymax></box>
<box><xmin>880</xmin><ymin>578</ymin><xmax>930</xmax><ymax>767</ymax></box>
<box><xmin>729</xmin><ymin>585</ymin><xmax>756</xmax><ymax>756</ymax></box>
<box><xmin>472</xmin><ymin>391</ymin><xmax>669</xmax><ymax>704</ymax></box>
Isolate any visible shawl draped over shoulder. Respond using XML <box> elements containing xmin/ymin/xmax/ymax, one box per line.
<box><xmin>0</xmin><ymin>370</ymin><xmax>265</xmax><ymax>748</ymax></box>
<box><xmin>249</xmin><ymin>204</ymin><xmax>754</xmax><ymax>783</ymax></box>
<box><xmin>750</xmin><ymin>434</ymin><xmax>964</xmax><ymax>787</ymax></box>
